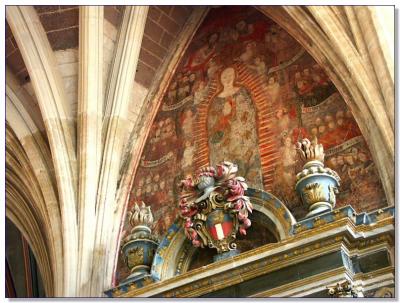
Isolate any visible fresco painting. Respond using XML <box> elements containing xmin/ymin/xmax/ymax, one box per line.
<box><xmin>325</xmin><ymin>139</ymin><xmax>386</xmax><ymax>211</ymax></box>
<box><xmin>116</xmin><ymin>6</ymin><xmax>387</xmax><ymax>282</ymax></box>
<box><xmin>208</xmin><ymin>67</ymin><xmax>263</xmax><ymax>188</ymax></box>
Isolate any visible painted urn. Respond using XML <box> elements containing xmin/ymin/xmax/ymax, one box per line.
<box><xmin>179</xmin><ymin>161</ymin><xmax>253</xmax><ymax>262</ymax></box>
<box><xmin>295</xmin><ymin>138</ymin><xmax>341</xmax><ymax>218</ymax></box>
<box><xmin>121</xmin><ymin>201</ymin><xmax>159</xmax><ymax>280</ymax></box>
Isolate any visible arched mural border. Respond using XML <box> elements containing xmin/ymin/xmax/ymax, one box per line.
<box><xmin>150</xmin><ymin>188</ymin><xmax>296</xmax><ymax>281</ymax></box>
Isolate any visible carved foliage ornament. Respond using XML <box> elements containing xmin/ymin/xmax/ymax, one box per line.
<box><xmin>296</xmin><ymin>137</ymin><xmax>325</xmax><ymax>164</ymax></box>
<box><xmin>179</xmin><ymin>161</ymin><xmax>253</xmax><ymax>253</ymax></box>
<box><xmin>127</xmin><ymin>201</ymin><xmax>154</xmax><ymax>230</ymax></box>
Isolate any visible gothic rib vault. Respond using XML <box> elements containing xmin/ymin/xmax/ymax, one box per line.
<box><xmin>5</xmin><ymin>5</ymin><xmax>394</xmax><ymax>297</ymax></box>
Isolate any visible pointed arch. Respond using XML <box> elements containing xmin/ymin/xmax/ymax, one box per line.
<box><xmin>6</xmin><ymin>189</ymin><xmax>54</xmax><ymax>297</ymax></box>
<box><xmin>5</xmin><ymin>126</ymin><xmax>57</xmax><ymax>296</ymax></box>
<box><xmin>6</xmin><ymin>6</ymin><xmax>78</xmax><ymax>295</ymax></box>
<box><xmin>5</xmin><ymin>94</ymin><xmax>63</xmax><ymax>294</ymax></box>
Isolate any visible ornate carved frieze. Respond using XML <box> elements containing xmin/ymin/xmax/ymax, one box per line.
<box><xmin>105</xmin><ymin>204</ymin><xmax>394</xmax><ymax>297</ymax></box>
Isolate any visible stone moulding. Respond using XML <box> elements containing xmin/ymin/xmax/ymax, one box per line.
<box><xmin>112</xmin><ymin>227</ymin><xmax>393</xmax><ymax>297</ymax></box>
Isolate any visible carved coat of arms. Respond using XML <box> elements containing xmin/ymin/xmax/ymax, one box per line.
<box><xmin>179</xmin><ymin>161</ymin><xmax>253</xmax><ymax>254</ymax></box>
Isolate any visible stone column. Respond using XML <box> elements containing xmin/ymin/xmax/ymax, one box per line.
<box><xmin>77</xmin><ymin>6</ymin><xmax>104</xmax><ymax>296</ymax></box>
<box><xmin>343</xmin><ymin>6</ymin><xmax>388</xmax><ymax>118</ymax></box>
<box><xmin>306</xmin><ymin>6</ymin><xmax>394</xmax><ymax>206</ymax></box>
<box><xmin>354</xmin><ymin>7</ymin><xmax>394</xmax><ymax>127</ymax></box>
<box><xmin>6</xmin><ymin>6</ymin><xmax>78</xmax><ymax>296</ymax></box>
<box><xmin>369</xmin><ymin>7</ymin><xmax>394</xmax><ymax>83</ymax></box>
<box><xmin>90</xmin><ymin>6</ymin><xmax>148</xmax><ymax>296</ymax></box>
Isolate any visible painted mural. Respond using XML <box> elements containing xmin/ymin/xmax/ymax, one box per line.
<box><xmin>116</xmin><ymin>6</ymin><xmax>387</xmax><ymax>282</ymax></box>
<box><xmin>208</xmin><ymin>67</ymin><xmax>263</xmax><ymax>188</ymax></box>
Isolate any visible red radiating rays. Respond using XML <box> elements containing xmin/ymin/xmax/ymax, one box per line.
<box><xmin>193</xmin><ymin>62</ymin><xmax>279</xmax><ymax>191</ymax></box>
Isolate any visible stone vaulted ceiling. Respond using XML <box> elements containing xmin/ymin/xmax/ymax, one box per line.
<box><xmin>6</xmin><ymin>6</ymin><xmax>192</xmax><ymax>86</ymax></box>
<box><xmin>5</xmin><ymin>5</ymin><xmax>394</xmax><ymax>297</ymax></box>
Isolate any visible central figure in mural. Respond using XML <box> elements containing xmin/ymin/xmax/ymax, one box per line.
<box><xmin>207</xmin><ymin>67</ymin><xmax>263</xmax><ymax>188</ymax></box>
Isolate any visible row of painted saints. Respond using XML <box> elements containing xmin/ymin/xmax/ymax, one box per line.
<box><xmin>126</xmin><ymin>7</ymin><xmax>386</xmax><ymax>251</ymax></box>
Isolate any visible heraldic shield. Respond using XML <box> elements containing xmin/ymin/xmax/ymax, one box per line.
<box><xmin>193</xmin><ymin>192</ymin><xmax>240</xmax><ymax>254</ymax></box>
<box><xmin>206</xmin><ymin>210</ymin><xmax>234</xmax><ymax>241</ymax></box>
<box><xmin>179</xmin><ymin>161</ymin><xmax>252</xmax><ymax>256</ymax></box>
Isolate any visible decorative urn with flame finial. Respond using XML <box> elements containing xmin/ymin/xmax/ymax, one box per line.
<box><xmin>179</xmin><ymin>161</ymin><xmax>253</xmax><ymax>262</ymax></box>
<box><xmin>295</xmin><ymin>138</ymin><xmax>341</xmax><ymax>217</ymax></box>
<box><xmin>121</xmin><ymin>201</ymin><xmax>159</xmax><ymax>281</ymax></box>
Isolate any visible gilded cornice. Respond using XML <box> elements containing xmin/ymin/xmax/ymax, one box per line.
<box><xmin>253</xmin><ymin>265</ymin><xmax>394</xmax><ymax>298</ymax></box>
<box><xmin>115</xmin><ymin>214</ymin><xmax>394</xmax><ymax>298</ymax></box>
<box><xmin>252</xmin><ymin>266</ymin><xmax>351</xmax><ymax>297</ymax></box>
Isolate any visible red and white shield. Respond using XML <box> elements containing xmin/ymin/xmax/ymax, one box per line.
<box><xmin>206</xmin><ymin>210</ymin><xmax>233</xmax><ymax>240</ymax></box>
